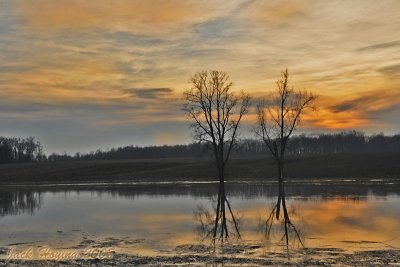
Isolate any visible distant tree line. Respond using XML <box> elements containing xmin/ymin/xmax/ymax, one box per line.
<box><xmin>47</xmin><ymin>143</ymin><xmax>212</xmax><ymax>161</ymax></box>
<box><xmin>1</xmin><ymin>131</ymin><xmax>399</xmax><ymax>164</ymax></box>
<box><xmin>286</xmin><ymin>131</ymin><xmax>400</xmax><ymax>154</ymax></box>
<box><xmin>0</xmin><ymin>137</ymin><xmax>45</xmax><ymax>163</ymax></box>
<box><xmin>44</xmin><ymin>131</ymin><xmax>400</xmax><ymax>162</ymax></box>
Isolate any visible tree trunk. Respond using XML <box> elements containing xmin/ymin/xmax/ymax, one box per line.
<box><xmin>213</xmin><ymin>153</ymin><xmax>227</xmax><ymax>241</ymax></box>
<box><xmin>213</xmin><ymin>181</ymin><xmax>222</xmax><ymax>241</ymax></box>
<box><xmin>221</xmin><ymin>181</ymin><xmax>228</xmax><ymax>239</ymax></box>
<box><xmin>276</xmin><ymin>160</ymin><xmax>283</xmax><ymax>219</ymax></box>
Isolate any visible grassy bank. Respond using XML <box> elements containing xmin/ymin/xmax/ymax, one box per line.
<box><xmin>0</xmin><ymin>152</ymin><xmax>399</xmax><ymax>184</ymax></box>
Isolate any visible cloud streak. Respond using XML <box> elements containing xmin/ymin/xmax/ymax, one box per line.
<box><xmin>123</xmin><ymin>88</ymin><xmax>173</xmax><ymax>99</ymax></box>
<box><xmin>356</xmin><ymin>40</ymin><xmax>400</xmax><ymax>52</ymax></box>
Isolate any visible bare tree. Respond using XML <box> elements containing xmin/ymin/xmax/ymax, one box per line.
<box><xmin>184</xmin><ymin>70</ymin><xmax>250</xmax><ymax>244</ymax></box>
<box><xmin>255</xmin><ymin>69</ymin><xmax>315</xmax><ymax>247</ymax></box>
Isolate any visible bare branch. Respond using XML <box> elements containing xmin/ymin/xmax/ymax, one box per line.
<box><xmin>183</xmin><ymin>70</ymin><xmax>251</xmax><ymax>180</ymax></box>
<box><xmin>255</xmin><ymin>69</ymin><xmax>316</xmax><ymax>161</ymax></box>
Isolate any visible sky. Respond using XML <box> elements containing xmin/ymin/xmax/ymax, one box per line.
<box><xmin>0</xmin><ymin>0</ymin><xmax>399</xmax><ymax>154</ymax></box>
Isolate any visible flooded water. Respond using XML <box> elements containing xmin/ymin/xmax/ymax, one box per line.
<box><xmin>1</xmin><ymin>179</ymin><xmax>400</xmax><ymax>259</ymax></box>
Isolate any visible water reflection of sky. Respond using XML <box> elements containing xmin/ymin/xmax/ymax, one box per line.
<box><xmin>0</xmin><ymin>181</ymin><xmax>400</xmax><ymax>256</ymax></box>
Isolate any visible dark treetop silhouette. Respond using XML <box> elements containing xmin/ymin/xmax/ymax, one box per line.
<box><xmin>0</xmin><ymin>137</ymin><xmax>44</xmax><ymax>163</ymax></box>
<box><xmin>183</xmin><ymin>70</ymin><xmax>250</xmax><ymax>244</ymax></box>
<box><xmin>255</xmin><ymin>69</ymin><xmax>315</xmax><ymax>247</ymax></box>
<box><xmin>42</xmin><ymin>131</ymin><xmax>400</xmax><ymax>161</ymax></box>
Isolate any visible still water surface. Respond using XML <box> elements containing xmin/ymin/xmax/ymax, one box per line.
<box><xmin>1</xmin><ymin>179</ymin><xmax>400</xmax><ymax>257</ymax></box>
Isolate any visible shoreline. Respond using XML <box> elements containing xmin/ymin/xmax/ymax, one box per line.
<box><xmin>1</xmin><ymin>176</ymin><xmax>399</xmax><ymax>187</ymax></box>
<box><xmin>2</xmin><ymin>244</ymin><xmax>399</xmax><ymax>266</ymax></box>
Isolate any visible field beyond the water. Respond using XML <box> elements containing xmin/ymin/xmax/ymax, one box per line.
<box><xmin>0</xmin><ymin>152</ymin><xmax>399</xmax><ymax>184</ymax></box>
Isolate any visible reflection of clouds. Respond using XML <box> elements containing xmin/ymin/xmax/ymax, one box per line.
<box><xmin>231</xmin><ymin>197</ymin><xmax>400</xmax><ymax>250</ymax></box>
<box><xmin>137</xmin><ymin>213</ymin><xmax>197</xmax><ymax>248</ymax></box>
<box><xmin>301</xmin><ymin>199</ymin><xmax>400</xmax><ymax>249</ymax></box>
<box><xmin>99</xmin><ymin>211</ymin><xmax>197</xmax><ymax>249</ymax></box>
<box><xmin>138</xmin><ymin>213</ymin><xmax>192</xmax><ymax>224</ymax></box>
<box><xmin>2</xmin><ymin>189</ymin><xmax>400</xmax><ymax>253</ymax></box>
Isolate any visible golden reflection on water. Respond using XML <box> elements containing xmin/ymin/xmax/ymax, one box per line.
<box><xmin>126</xmin><ymin>197</ymin><xmax>400</xmax><ymax>255</ymax></box>
<box><xmin>300</xmin><ymin>198</ymin><xmax>400</xmax><ymax>250</ymax></box>
<box><xmin>1</xmin><ymin>190</ymin><xmax>400</xmax><ymax>260</ymax></box>
<box><xmin>143</xmin><ymin>198</ymin><xmax>400</xmax><ymax>254</ymax></box>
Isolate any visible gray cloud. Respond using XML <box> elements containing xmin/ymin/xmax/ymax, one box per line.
<box><xmin>123</xmin><ymin>88</ymin><xmax>173</xmax><ymax>99</ymax></box>
<box><xmin>0</xmin><ymin>64</ymin><xmax>33</xmax><ymax>73</ymax></box>
<box><xmin>0</xmin><ymin>93</ymin><xmax>186</xmax><ymax>154</ymax></box>
<box><xmin>357</xmin><ymin>40</ymin><xmax>400</xmax><ymax>52</ymax></box>
<box><xmin>378</xmin><ymin>64</ymin><xmax>400</xmax><ymax>76</ymax></box>
<box><xmin>329</xmin><ymin>94</ymin><xmax>374</xmax><ymax>113</ymax></box>
<box><xmin>195</xmin><ymin>17</ymin><xmax>239</xmax><ymax>41</ymax></box>
<box><xmin>330</xmin><ymin>103</ymin><xmax>354</xmax><ymax>113</ymax></box>
<box><xmin>105</xmin><ymin>31</ymin><xmax>167</xmax><ymax>46</ymax></box>
<box><xmin>0</xmin><ymin>114</ymin><xmax>190</xmax><ymax>155</ymax></box>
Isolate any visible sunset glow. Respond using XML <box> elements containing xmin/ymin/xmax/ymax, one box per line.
<box><xmin>1</xmin><ymin>0</ymin><xmax>399</xmax><ymax>153</ymax></box>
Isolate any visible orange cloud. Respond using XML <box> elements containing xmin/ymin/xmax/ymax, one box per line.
<box><xmin>247</xmin><ymin>0</ymin><xmax>308</xmax><ymax>24</ymax></box>
<box><xmin>307</xmin><ymin>87</ymin><xmax>400</xmax><ymax>131</ymax></box>
<box><xmin>0</xmin><ymin>58</ymin><xmax>123</xmax><ymax>104</ymax></box>
<box><xmin>16</xmin><ymin>0</ymin><xmax>215</xmax><ymax>35</ymax></box>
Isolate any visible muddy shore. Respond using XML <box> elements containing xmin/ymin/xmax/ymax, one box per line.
<box><xmin>1</xmin><ymin>247</ymin><xmax>399</xmax><ymax>266</ymax></box>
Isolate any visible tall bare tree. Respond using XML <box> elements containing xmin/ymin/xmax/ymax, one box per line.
<box><xmin>256</xmin><ymin>69</ymin><xmax>315</xmax><ymax>246</ymax></box>
<box><xmin>184</xmin><ymin>70</ymin><xmax>250</xmax><ymax>244</ymax></box>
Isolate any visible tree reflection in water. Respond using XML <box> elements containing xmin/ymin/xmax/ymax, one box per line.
<box><xmin>263</xmin><ymin>191</ymin><xmax>304</xmax><ymax>250</ymax></box>
<box><xmin>192</xmin><ymin>182</ymin><xmax>305</xmax><ymax>251</ymax></box>
<box><xmin>0</xmin><ymin>190</ymin><xmax>42</xmax><ymax>217</ymax></box>
<box><xmin>194</xmin><ymin>181</ymin><xmax>241</xmax><ymax>247</ymax></box>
